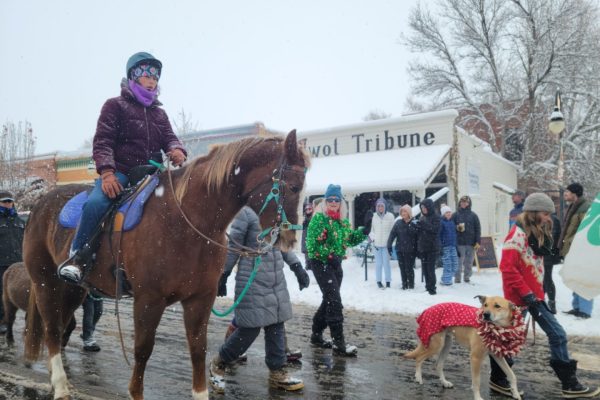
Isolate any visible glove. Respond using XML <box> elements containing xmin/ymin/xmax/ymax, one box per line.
<box><xmin>100</xmin><ymin>170</ymin><xmax>123</xmax><ymax>199</ymax></box>
<box><xmin>168</xmin><ymin>148</ymin><xmax>186</xmax><ymax>166</ymax></box>
<box><xmin>388</xmin><ymin>247</ymin><xmax>393</xmax><ymax>257</ymax></box>
<box><xmin>522</xmin><ymin>293</ymin><xmax>540</xmax><ymax>317</ymax></box>
<box><xmin>217</xmin><ymin>272</ymin><xmax>230</xmax><ymax>297</ymax></box>
<box><xmin>474</xmin><ymin>242</ymin><xmax>481</xmax><ymax>250</ymax></box>
<box><xmin>290</xmin><ymin>263</ymin><xmax>310</xmax><ymax>290</ymax></box>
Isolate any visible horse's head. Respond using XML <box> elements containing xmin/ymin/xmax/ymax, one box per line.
<box><xmin>239</xmin><ymin>130</ymin><xmax>309</xmax><ymax>250</ymax></box>
<box><xmin>175</xmin><ymin>130</ymin><xmax>309</xmax><ymax>251</ymax></box>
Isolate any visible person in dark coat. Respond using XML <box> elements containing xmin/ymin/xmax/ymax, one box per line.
<box><xmin>416</xmin><ymin>198</ymin><xmax>440</xmax><ymax>295</ymax></box>
<box><xmin>0</xmin><ymin>191</ymin><xmax>25</xmax><ymax>334</ymax></box>
<box><xmin>210</xmin><ymin>206</ymin><xmax>309</xmax><ymax>393</ymax></box>
<box><xmin>387</xmin><ymin>204</ymin><xmax>418</xmax><ymax>289</ymax></box>
<box><xmin>544</xmin><ymin>213</ymin><xmax>562</xmax><ymax>314</ymax></box>
<box><xmin>59</xmin><ymin>52</ymin><xmax>187</xmax><ymax>284</ymax></box>
<box><xmin>452</xmin><ymin>195</ymin><xmax>481</xmax><ymax>283</ymax></box>
<box><xmin>559</xmin><ymin>183</ymin><xmax>593</xmax><ymax>319</ymax></box>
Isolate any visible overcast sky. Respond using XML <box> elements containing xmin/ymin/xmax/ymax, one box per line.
<box><xmin>1</xmin><ymin>0</ymin><xmax>421</xmax><ymax>155</ymax></box>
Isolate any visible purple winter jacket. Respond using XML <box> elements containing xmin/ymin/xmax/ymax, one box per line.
<box><xmin>93</xmin><ymin>79</ymin><xmax>187</xmax><ymax>175</ymax></box>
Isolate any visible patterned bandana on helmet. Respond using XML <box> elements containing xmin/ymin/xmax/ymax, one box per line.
<box><xmin>131</xmin><ymin>64</ymin><xmax>160</xmax><ymax>81</ymax></box>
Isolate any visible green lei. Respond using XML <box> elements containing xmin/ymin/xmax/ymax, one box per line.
<box><xmin>305</xmin><ymin>212</ymin><xmax>365</xmax><ymax>263</ymax></box>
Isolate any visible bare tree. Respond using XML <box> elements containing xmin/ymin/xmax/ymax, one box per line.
<box><xmin>403</xmin><ymin>0</ymin><xmax>600</xmax><ymax>194</ymax></box>
<box><xmin>0</xmin><ymin>121</ymin><xmax>36</xmax><ymax>193</ymax></box>
<box><xmin>173</xmin><ymin>108</ymin><xmax>199</xmax><ymax>136</ymax></box>
<box><xmin>363</xmin><ymin>109</ymin><xmax>392</xmax><ymax>121</ymax></box>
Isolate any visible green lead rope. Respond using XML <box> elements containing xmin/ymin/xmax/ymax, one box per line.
<box><xmin>211</xmin><ymin>255</ymin><xmax>262</xmax><ymax>317</ymax></box>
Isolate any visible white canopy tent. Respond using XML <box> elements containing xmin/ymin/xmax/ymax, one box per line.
<box><xmin>304</xmin><ymin>144</ymin><xmax>451</xmax><ymax>196</ymax></box>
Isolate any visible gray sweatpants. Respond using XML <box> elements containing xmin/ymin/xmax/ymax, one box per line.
<box><xmin>456</xmin><ymin>245</ymin><xmax>475</xmax><ymax>282</ymax></box>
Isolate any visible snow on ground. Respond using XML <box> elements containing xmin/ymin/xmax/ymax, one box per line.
<box><xmin>223</xmin><ymin>253</ymin><xmax>598</xmax><ymax>337</ymax></box>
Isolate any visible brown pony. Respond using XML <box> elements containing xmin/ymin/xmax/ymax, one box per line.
<box><xmin>23</xmin><ymin>131</ymin><xmax>308</xmax><ymax>400</ymax></box>
<box><xmin>2</xmin><ymin>262</ymin><xmax>75</xmax><ymax>347</ymax></box>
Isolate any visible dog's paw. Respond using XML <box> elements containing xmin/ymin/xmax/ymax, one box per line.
<box><xmin>415</xmin><ymin>374</ymin><xmax>423</xmax><ymax>385</ymax></box>
<box><xmin>441</xmin><ymin>379</ymin><xmax>453</xmax><ymax>388</ymax></box>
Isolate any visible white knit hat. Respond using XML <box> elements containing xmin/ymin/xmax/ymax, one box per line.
<box><xmin>441</xmin><ymin>205</ymin><xmax>453</xmax><ymax>215</ymax></box>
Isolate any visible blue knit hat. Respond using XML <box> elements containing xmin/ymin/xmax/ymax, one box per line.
<box><xmin>325</xmin><ymin>184</ymin><xmax>342</xmax><ymax>200</ymax></box>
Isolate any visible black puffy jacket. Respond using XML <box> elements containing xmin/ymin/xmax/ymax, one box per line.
<box><xmin>0</xmin><ymin>208</ymin><xmax>25</xmax><ymax>266</ymax></box>
<box><xmin>417</xmin><ymin>199</ymin><xmax>441</xmax><ymax>253</ymax></box>
<box><xmin>387</xmin><ymin>218</ymin><xmax>418</xmax><ymax>255</ymax></box>
<box><xmin>452</xmin><ymin>199</ymin><xmax>481</xmax><ymax>246</ymax></box>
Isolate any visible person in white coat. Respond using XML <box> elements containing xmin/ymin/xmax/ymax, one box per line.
<box><xmin>370</xmin><ymin>198</ymin><xmax>396</xmax><ymax>289</ymax></box>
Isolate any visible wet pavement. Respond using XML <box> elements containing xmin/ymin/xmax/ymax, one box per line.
<box><xmin>1</xmin><ymin>298</ymin><xmax>599</xmax><ymax>399</ymax></box>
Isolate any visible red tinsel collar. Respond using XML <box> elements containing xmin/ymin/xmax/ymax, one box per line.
<box><xmin>476</xmin><ymin>307</ymin><xmax>526</xmax><ymax>357</ymax></box>
<box><xmin>326</xmin><ymin>210</ymin><xmax>341</xmax><ymax>220</ymax></box>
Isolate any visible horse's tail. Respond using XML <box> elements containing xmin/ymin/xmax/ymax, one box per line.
<box><xmin>24</xmin><ymin>286</ymin><xmax>44</xmax><ymax>361</ymax></box>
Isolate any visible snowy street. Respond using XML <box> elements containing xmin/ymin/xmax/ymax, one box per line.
<box><xmin>1</xmin><ymin>253</ymin><xmax>598</xmax><ymax>399</ymax></box>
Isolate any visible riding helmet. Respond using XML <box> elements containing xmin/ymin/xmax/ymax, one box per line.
<box><xmin>126</xmin><ymin>52</ymin><xmax>162</xmax><ymax>79</ymax></box>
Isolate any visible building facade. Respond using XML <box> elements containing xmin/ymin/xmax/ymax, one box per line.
<box><xmin>299</xmin><ymin>109</ymin><xmax>518</xmax><ymax>240</ymax></box>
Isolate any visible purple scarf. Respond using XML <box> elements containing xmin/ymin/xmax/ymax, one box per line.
<box><xmin>128</xmin><ymin>79</ymin><xmax>158</xmax><ymax>107</ymax></box>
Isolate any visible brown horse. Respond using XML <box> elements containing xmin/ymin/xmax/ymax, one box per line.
<box><xmin>2</xmin><ymin>262</ymin><xmax>75</xmax><ymax>347</ymax></box>
<box><xmin>2</xmin><ymin>262</ymin><xmax>30</xmax><ymax>345</ymax></box>
<box><xmin>23</xmin><ymin>131</ymin><xmax>309</xmax><ymax>400</ymax></box>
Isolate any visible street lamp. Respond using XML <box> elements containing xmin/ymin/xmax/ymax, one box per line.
<box><xmin>548</xmin><ymin>89</ymin><xmax>566</xmax><ymax>220</ymax></box>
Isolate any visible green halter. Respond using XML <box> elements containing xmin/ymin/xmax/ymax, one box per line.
<box><xmin>211</xmin><ymin>166</ymin><xmax>305</xmax><ymax>317</ymax></box>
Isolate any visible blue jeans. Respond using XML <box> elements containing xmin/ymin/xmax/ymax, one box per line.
<box><xmin>374</xmin><ymin>246</ymin><xmax>391</xmax><ymax>283</ymax></box>
<box><xmin>526</xmin><ymin>303</ymin><xmax>570</xmax><ymax>362</ymax></box>
<box><xmin>440</xmin><ymin>246</ymin><xmax>458</xmax><ymax>285</ymax></box>
<box><xmin>219</xmin><ymin>322</ymin><xmax>286</xmax><ymax>370</ymax></box>
<box><xmin>572</xmin><ymin>292</ymin><xmax>594</xmax><ymax>316</ymax></box>
<box><xmin>72</xmin><ymin>172</ymin><xmax>129</xmax><ymax>251</ymax></box>
<box><xmin>82</xmin><ymin>294</ymin><xmax>103</xmax><ymax>341</ymax></box>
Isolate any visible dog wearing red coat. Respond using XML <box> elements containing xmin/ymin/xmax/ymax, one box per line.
<box><xmin>404</xmin><ymin>295</ymin><xmax>525</xmax><ymax>400</ymax></box>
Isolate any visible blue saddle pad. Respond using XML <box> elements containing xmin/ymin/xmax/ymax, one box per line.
<box><xmin>58</xmin><ymin>175</ymin><xmax>160</xmax><ymax>232</ymax></box>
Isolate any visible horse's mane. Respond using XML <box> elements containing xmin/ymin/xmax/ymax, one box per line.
<box><xmin>175</xmin><ymin>136</ymin><xmax>282</xmax><ymax>202</ymax></box>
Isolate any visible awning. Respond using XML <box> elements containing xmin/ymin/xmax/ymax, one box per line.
<box><xmin>304</xmin><ymin>144</ymin><xmax>451</xmax><ymax>195</ymax></box>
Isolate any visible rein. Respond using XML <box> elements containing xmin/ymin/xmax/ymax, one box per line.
<box><xmin>165</xmin><ymin>158</ymin><xmax>303</xmax><ymax>317</ymax></box>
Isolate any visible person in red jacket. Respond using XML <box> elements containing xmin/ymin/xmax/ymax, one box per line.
<box><xmin>59</xmin><ymin>52</ymin><xmax>186</xmax><ymax>284</ymax></box>
<box><xmin>490</xmin><ymin>193</ymin><xmax>599</xmax><ymax>398</ymax></box>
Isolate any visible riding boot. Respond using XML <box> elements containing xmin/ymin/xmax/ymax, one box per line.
<box><xmin>330</xmin><ymin>323</ymin><xmax>357</xmax><ymax>357</ymax></box>
<box><xmin>489</xmin><ymin>356</ymin><xmax>517</xmax><ymax>397</ymax></box>
<box><xmin>550</xmin><ymin>359</ymin><xmax>600</xmax><ymax>398</ymax></box>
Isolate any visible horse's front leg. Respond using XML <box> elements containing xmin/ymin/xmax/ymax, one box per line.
<box><xmin>182</xmin><ymin>295</ymin><xmax>213</xmax><ymax>400</ymax></box>
<box><xmin>128</xmin><ymin>295</ymin><xmax>166</xmax><ymax>400</ymax></box>
<box><xmin>36</xmin><ymin>282</ymin><xmax>85</xmax><ymax>400</ymax></box>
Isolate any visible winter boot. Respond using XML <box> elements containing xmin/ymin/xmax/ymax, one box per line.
<box><xmin>330</xmin><ymin>323</ymin><xmax>358</xmax><ymax>357</ymax></box>
<box><xmin>550</xmin><ymin>359</ymin><xmax>600</xmax><ymax>398</ymax></box>
<box><xmin>269</xmin><ymin>368</ymin><xmax>304</xmax><ymax>391</ymax></box>
<box><xmin>209</xmin><ymin>355</ymin><xmax>227</xmax><ymax>394</ymax></box>
<box><xmin>386</xmin><ymin>282</ymin><xmax>391</xmax><ymax>288</ymax></box>
<box><xmin>377</xmin><ymin>281</ymin><xmax>384</xmax><ymax>289</ymax></box>
<box><xmin>310</xmin><ymin>332</ymin><xmax>332</xmax><ymax>349</ymax></box>
<box><xmin>489</xmin><ymin>356</ymin><xmax>523</xmax><ymax>397</ymax></box>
